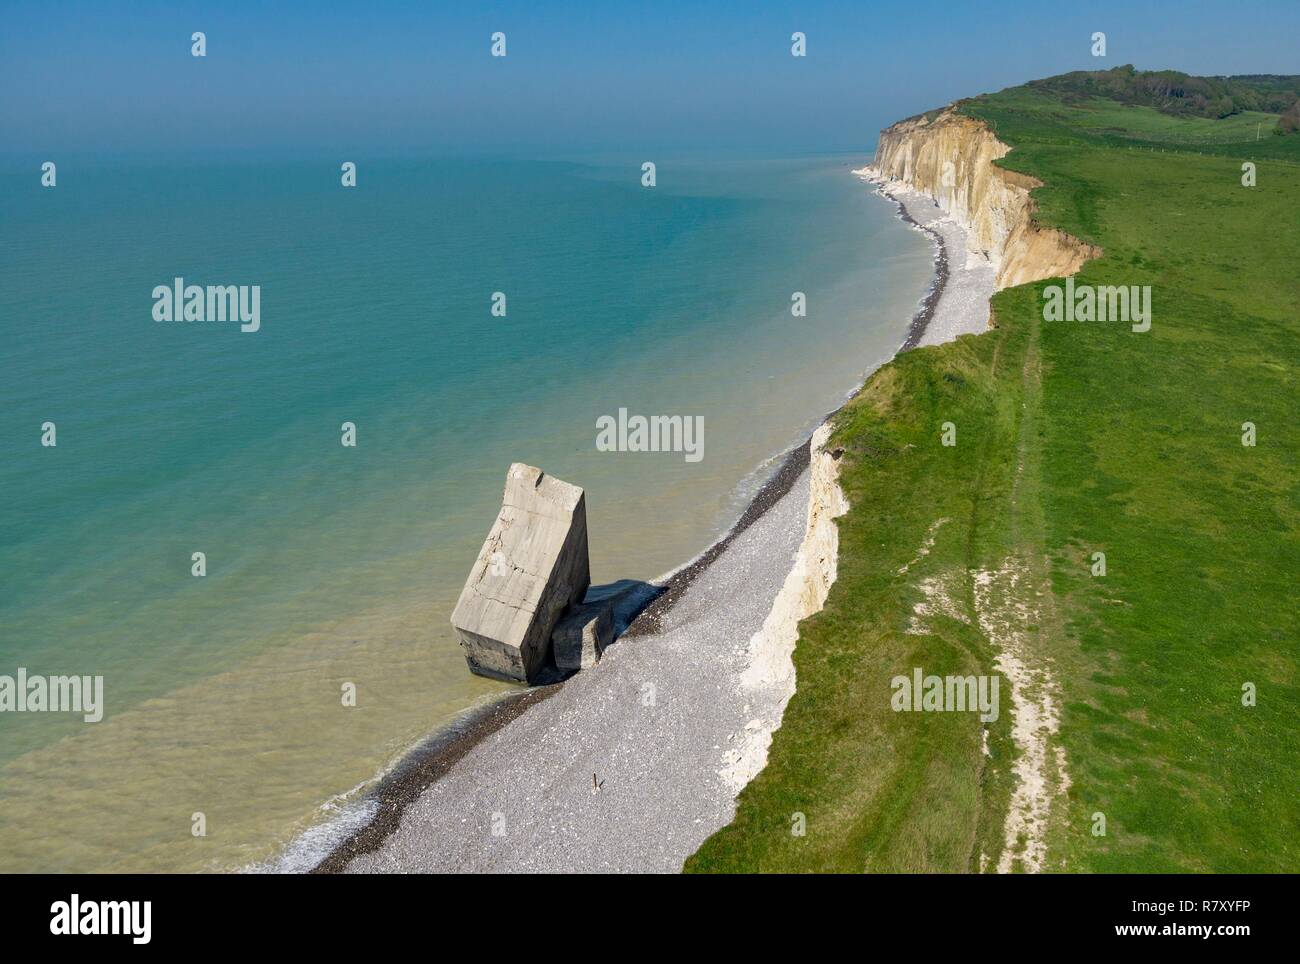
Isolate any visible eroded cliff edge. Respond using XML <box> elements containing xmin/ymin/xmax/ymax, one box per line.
<box><xmin>724</xmin><ymin>108</ymin><xmax>1102</xmax><ymax>802</ymax></box>
<box><xmin>870</xmin><ymin>108</ymin><xmax>1100</xmax><ymax>290</ymax></box>
<box><xmin>721</xmin><ymin>422</ymin><xmax>848</xmax><ymax>793</ymax></box>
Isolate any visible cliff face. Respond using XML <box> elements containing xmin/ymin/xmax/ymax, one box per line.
<box><xmin>721</xmin><ymin>421</ymin><xmax>849</xmax><ymax>793</ymax></box>
<box><xmin>872</xmin><ymin>109</ymin><xmax>1099</xmax><ymax>289</ymax></box>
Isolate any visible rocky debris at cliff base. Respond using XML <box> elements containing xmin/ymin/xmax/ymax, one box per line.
<box><xmin>552</xmin><ymin>597</ymin><xmax>614</xmax><ymax>671</ymax></box>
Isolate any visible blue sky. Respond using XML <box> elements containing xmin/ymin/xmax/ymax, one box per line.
<box><xmin>4</xmin><ymin>0</ymin><xmax>1298</xmax><ymax>157</ymax></box>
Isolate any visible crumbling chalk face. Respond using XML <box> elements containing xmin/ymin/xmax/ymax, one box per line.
<box><xmin>451</xmin><ymin>464</ymin><xmax>591</xmax><ymax>682</ymax></box>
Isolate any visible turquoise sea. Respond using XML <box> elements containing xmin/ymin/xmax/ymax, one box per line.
<box><xmin>0</xmin><ymin>153</ymin><xmax>934</xmax><ymax>871</ymax></box>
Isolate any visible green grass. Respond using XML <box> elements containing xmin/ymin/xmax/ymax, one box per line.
<box><xmin>1068</xmin><ymin>98</ymin><xmax>1279</xmax><ymax>144</ymax></box>
<box><xmin>970</xmin><ymin>86</ymin><xmax>1300</xmax><ymax>163</ymax></box>
<box><xmin>687</xmin><ymin>76</ymin><xmax>1299</xmax><ymax>873</ymax></box>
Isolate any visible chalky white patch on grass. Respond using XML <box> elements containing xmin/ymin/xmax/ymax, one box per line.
<box><xmin>899</xmin><ymin>520</ymin><xmax>971</xmax><ymax>638</ymax></box>
<box><xmin>973</xmin><ymin>557</ymin><xmax>1070</xmax><ymax>874</ymax></box>
<box><xmin>905</xmin><ymin>570</ymin><xmax>969</xmax><ymax>635</ymax></box>
<box><xmin>898</xmin><ymin>517</ymin><xmax>951</xmax><ymax>575</ymax></box>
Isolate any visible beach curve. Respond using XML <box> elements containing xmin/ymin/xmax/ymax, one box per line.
<box><xmin>309</xmin><ymin>159</ymin><xmax>996</xmax><ymax>873</ymax></box>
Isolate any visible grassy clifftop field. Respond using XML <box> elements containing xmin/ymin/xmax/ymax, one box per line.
<box><xmin>688</xmin><ymin>71</ymin><xmax>1299</xmax><ymax>872</ymax></box>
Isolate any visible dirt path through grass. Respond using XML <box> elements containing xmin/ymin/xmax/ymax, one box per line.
<box><xmin>980</xmin><ymin>319</ymin><xmax>1071</xmax><ymax>872</ymax></box>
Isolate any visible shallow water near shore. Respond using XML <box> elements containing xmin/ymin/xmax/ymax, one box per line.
<box><xmin>0</xmin><ymin>153</ymin><xmax>933</xmax><ymax>871</ymax></box>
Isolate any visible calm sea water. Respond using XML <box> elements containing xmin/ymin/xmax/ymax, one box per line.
<box><xmin>0</xmin><ymin>153</ymin><xmax>933</xmax><ymax>871</ymax></box>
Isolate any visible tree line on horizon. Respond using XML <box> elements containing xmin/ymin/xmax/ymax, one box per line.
<box><xmin>1028</xmin><ymin>65</ymin><xmax>1300</xmax><ymax>133</ymax></box>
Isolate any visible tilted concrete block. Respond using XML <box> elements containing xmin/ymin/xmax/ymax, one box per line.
<box><xmin>451</xmin><ymin>464</ymin><xmax>590</xmax><ymax>682</ymax></box>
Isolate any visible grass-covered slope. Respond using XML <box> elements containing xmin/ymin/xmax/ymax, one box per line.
<box><xmin>687</xmin><ymin>74</ymin><xmax>1299</xmax><ymax>873</ymax></box>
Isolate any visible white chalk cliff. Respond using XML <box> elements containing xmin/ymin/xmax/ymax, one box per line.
<box><xmin>725</xmin><ymin>107</ymin><xmax>1100</xmax><ymax>799</ymax></box>
<box><xmin>869</xmin><ymin>108</ymin><xmax>1100</xmax><ymax>290</ymax></box>
<box><xmin>722</xmin><ymin>422</ymin><xmax>848</xmax><ymax>792</ymax></box>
